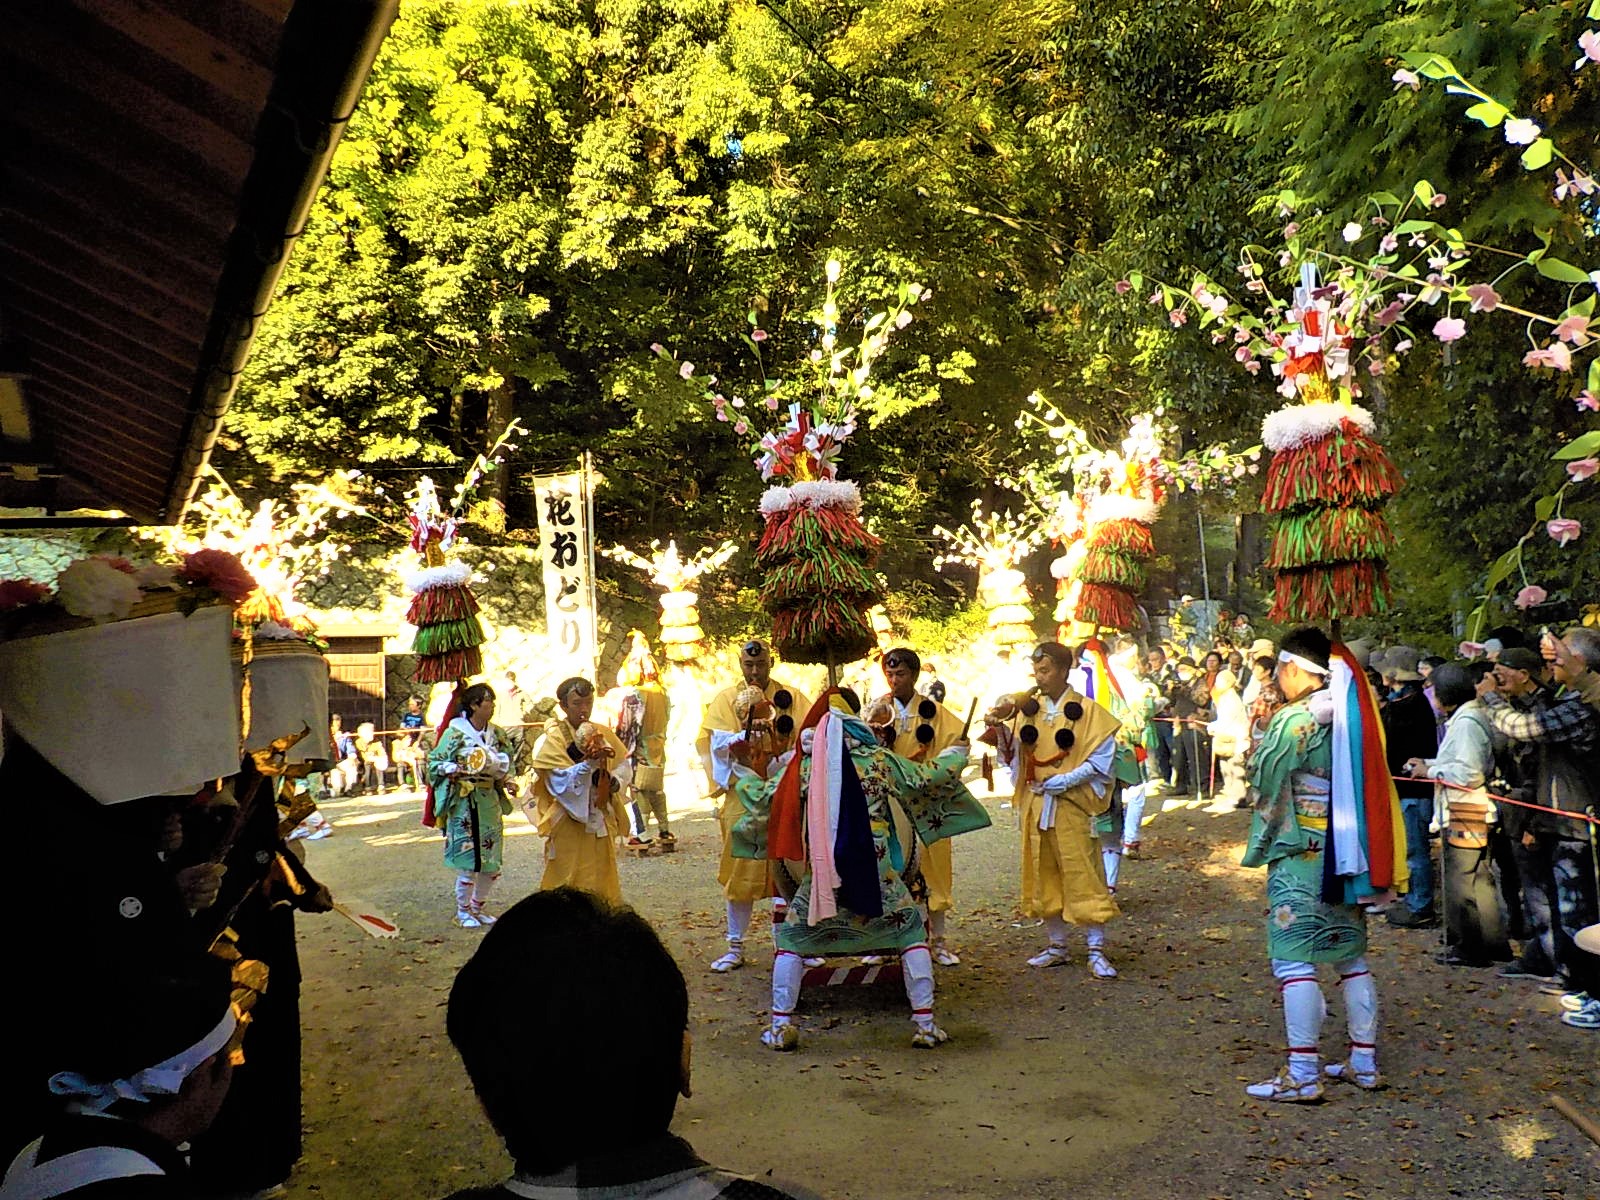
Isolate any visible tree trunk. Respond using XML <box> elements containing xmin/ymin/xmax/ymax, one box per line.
<box><xmin>486</xmin><ymin>377</ymin><xmax>515</xmax><ymax>508</ymax></box>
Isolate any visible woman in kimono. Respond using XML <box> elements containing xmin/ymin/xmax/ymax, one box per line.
<box><xmin>428</xmin><ymin>682</ymin><xmax>513</xmax><ymax>928</ymax></box>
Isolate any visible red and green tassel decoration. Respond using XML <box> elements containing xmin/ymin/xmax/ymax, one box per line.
<box><xmin>1261</xmin><ymin>403</ymin><xmax>1401</xmax><ymax>623</ymax></box>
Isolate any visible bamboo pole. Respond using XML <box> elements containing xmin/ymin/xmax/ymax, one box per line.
<box><xmin>1549</xmin><ymin>1095</ymin><xmax>1600</xmax><ymax>1147</ymax></box>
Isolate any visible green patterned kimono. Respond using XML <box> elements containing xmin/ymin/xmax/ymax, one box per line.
<box><xmin>732</xmin><ymin>739</ymin><xmax>991</xmax><ymax>956</ymax></box>
<box><xmin>429</xmin><ymin>721</ymin><xmax>514</xmax><ymax>875</ymax></box>
<box><xmin>1242</xmin><ymin>697</ymin><xmax>1367</xmax><ymax>963</ymax></box>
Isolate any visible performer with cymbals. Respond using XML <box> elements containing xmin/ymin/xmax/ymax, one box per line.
<box><xmin>696</xmin><ymin>640</ymin><xmax>809</xmax><ymax>972</ymax></box>
<box><xmin>874</xmin><ymin>647</ymin><xmax>969</xmax><ymax>965</ymax></box>
<box><xmin>984</xmin><ymin>641</ymin><xmax>1122</xmax><ymax>977</ymax></box>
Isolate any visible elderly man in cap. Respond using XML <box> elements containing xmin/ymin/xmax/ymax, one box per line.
<box><xmin>1379</xmin><ymin>645</ymin><xmax>1440</xmax><ymax>929</ymax></box>
<box><xmin>696</xmin><ymin>640</ymin><xmax>811</xmax><ymax>972</ymax></box>
<box><xmin>1480</xmin><ymin>637</ymin><xmax>1600</xmax><ymax>1030</ymax></box>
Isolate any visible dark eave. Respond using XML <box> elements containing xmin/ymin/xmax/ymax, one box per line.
<box><xmin>0</xmin><ymin>0</ymin><xmax>397</xmax><ymax>525</ymax></box>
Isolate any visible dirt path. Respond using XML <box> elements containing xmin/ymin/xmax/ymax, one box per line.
<box><xmin>286</xmin><ymin>774</ymin><xmax>1599</xmax><ymax>1200</ymax></box>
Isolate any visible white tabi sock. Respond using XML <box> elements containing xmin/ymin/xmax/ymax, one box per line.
<box><xmin>928</xmin><ymin>910</ymin><xmax>947</xmax><ymax>941</ymax></box>
<box><xmin>727</xmin><ymin>898</ymin><xmax>753</xmax><ymax>948</ymax></box>
<box><xmin>1337</xmin><ymin>956</ymin><xmax>1379</xmax><ymax>1073</ymax></box>
<box><xmin>1122</xmin><ymin>782</ymin><xmax>1147</xmax><ymax>843</ymax></box>
<box><xmin>470</xmin><ymin>872</ymin><xmax>499</xmax><ymax>908</ymax></box>
<box><xmin>454</xmin><ymin>873</ymin><xmax>474</xmax><ymax>912</ymax></box>
<box><xmin>1273</xmin><ymin>958</ymin><xmax>1326</xmax><ymax>1083</ymax></box>
<box><xmin>1101</xmin><ymin>846</ymin><xmax>1122</xmax><ymax>890</ymax></box>
<box><xmin>1045</xmin><ymin>914</ymin><xmax>1069</xmax><ymax>946</ymax></box>
<box><xmin>771</xmin><ymin>950</ymin><xmax>803</xmax><ymax>1023</ymax></box>
<box><xmin>901</xmin><ymin>944</ymin><xmax>936</xmax><ymax>1028</ymax></box>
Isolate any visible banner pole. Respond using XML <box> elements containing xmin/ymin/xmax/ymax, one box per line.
<box><xmin>583</xmin><ymin>450</ymin><xmax>599</xmax><ymax>681</ymax></box>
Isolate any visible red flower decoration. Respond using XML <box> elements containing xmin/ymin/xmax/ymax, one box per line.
<box><xmin>179</xmin><ymin>550</ymin><xmax>258</xmax><ymax>604</ymax></box>
<box><xmin>0</xmin><ymin>579</ymin><xmax>52</xmax><ymax>611</ymax></box>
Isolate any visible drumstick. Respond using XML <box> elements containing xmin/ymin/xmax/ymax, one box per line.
<box><xmin>960</xmin><ymin>698</ymin><xmax>978</xmax><ymax>740</ymax></box>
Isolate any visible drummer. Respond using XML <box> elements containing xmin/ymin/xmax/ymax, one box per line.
<box><xmin>427</xmin><ymin>683</ymin><xmax>514</xmax><ymax>928</ymax></box>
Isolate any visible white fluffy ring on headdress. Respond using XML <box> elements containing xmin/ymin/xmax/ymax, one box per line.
<box><xmin>1261</xmin><ymin>402</ymin><xmax>1375</xmax><ymax>452</ymax></box>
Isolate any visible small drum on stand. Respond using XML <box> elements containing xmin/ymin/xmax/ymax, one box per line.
<box><xmin>1445</xmin><ymin>797</ymin><xmax>1491</xmax><ymax>850</ymax></box>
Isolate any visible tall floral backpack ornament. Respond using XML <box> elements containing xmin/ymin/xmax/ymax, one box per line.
<box><xmin>405</xmin><ymin>477</ymin><xmax>487</xmax><ymax>684</ymax></box>
<box><xmin>1262</xmin><ymin>265</ymin><xmax>1403</xmax><ymax>623</ymax></box>
<box><xmin>754</xmin><ymin>406</ymin><xmax>884</xmax><ymax>665</ymax></box>
<box><xmin>1071</xmin><ymin>417</ymin><xmax>1168</xmax><ymax>633</ymax></box>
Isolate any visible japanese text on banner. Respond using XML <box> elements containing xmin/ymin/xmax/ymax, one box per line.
<box><xmin>533</xmin><ymin>471</ymin><xmax>596</xmax><ymax>678</ymax></box>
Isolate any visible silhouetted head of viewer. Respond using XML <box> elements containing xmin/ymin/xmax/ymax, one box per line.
<box><xmin>448</xmin><ymin>887</ymin><xmax>690</xmax><ymax>1172</ymax></box>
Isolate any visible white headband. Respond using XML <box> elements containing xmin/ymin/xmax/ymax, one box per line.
<box><xmin>1278</xmin><ymin>649</ymin><xmax>1330</xmax><ymax>677</ymax></box>
<box><xmin>48</xmin><ymin>1007</ymin><xmax>236</xmax><ymax>1114</ymax></box>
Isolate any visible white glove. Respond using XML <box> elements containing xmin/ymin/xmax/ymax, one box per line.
<box><xmin>1307</xmin><ymin>690</ymin><xmax>1335</xmax><ymax>725</ymax></box>
<box><xmin>1042</xmin><ymin>760</ymin><xmax>1100</xmax><ymax>794</ymax></box>
<box><xmin>939</xmin><ymin>743</ymin><xmax>970</xmax><ymax>766</ymax></box>
<box><xmin>439</xmin><ymin>762</ymin><xmax>459</xmax><ymax>776</ymax></box>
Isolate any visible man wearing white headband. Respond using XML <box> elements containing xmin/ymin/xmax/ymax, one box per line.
<box><xmin>4</xmin><ymin>965</ymin><xmax>237</xmax><ymax>1198</ymax></box>
<box><xmin>1242</xmin><ymin>627</ymin><xmax>1384</xmax><ymax>1103</ymax></box>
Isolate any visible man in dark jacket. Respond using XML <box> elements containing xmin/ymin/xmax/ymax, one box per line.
<box><xmin>1379</xmin><ymin>646</ymin><xmax>1441</xmax><ymax>928</ymax></box>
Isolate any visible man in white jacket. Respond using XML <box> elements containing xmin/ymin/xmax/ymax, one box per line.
<box><xmin>1402</xmin><ymin>661</ymin><xmax>1510</xmax><ymax>967</ymax></box>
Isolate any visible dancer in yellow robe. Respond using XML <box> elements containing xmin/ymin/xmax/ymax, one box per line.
<box><xmin>530</xmin><ymin>677</ymin><xmax>631</xmax><ymax>904</ymax></box>
<box><xmin>695</xmin><ymin>639</ymin><xmax>810</xmax><ymax>971</ymax></box>
<box><xmin>984</xmin><ymin>641</ymin><xmax>1122</xmax><ymax>977</ymax></box>
<box><xmin>874</xmin><ymin>646</ymin><xmax>969</xmax><ymax>965</ymax></box>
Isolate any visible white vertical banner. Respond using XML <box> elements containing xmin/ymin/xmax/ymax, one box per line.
<box><xmin>533</xmin><ymin>469</ymin><xmax>598</xmax><ymax>681</ymax></box>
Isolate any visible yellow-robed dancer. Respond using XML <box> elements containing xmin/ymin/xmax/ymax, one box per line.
<box><xmin>874</xmin><ymin>646</ymin><xmax>969</xmax><ymax>965</ymax></box>
<box><xmin>530</xmin><ymin>677</ymin><xmax>631</xmax><ymax>904</ymax></box>
<box><xmin>695</xmin><ymin>639</ymin><xmax>810</xmax><ymax>972</ymax></box>
<box><xmin>984</xmin><ymin>641</ymin><xmax>1123</xmax><ymax>977</ymax></box>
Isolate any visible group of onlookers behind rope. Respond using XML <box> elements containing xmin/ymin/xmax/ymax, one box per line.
<box><xmin>1143</xmin><ymin>622</ymin><xmax>1599</xmax><ymax>1033</ymax></box>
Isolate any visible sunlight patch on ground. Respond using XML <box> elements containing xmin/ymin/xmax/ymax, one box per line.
<box><xmin>361</xmin><ymin>830</ymin><xmax>438</xmax><ymax>847</ymax></box>
<box><xmin>334</xmin><ymin>811</ymin><xmax>408</xmax><ymax>828</ymax></box>
<box><xmin>1196</xmin><ymin>840</ymin><xmax>1250</xmax><ymax>877</ymax></box>
<box><xmin>1496</xmin><ymin>1115</ymin><xmax>1557</xmax><ymax>1161</ymax></box>
<box><xmin>317</xmin><ymin>790</ymin><xmax>424</xmax><ymax>814</ymax></box>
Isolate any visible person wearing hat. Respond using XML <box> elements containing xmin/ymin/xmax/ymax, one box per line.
<box><xmin>1480</xmin><ymin>634</ymin><xmax>1600</xmax><ymax>1030</ymax></box>
<box><xmin>695</xmin><ymin>641</ymin><xmax>811</xmax><ymax>973</ymax></box>
<box><xmin>983</xmin><ymin>642</ymin><xmax>1122</xmax><ymax>977</ymax></box>
<box><xmin>1379</xmin><ymin>645</ymin><xmax>1440</xmax><ymax>929</ymax></box>
<box><xmin>873</xmin><ymin>646</ymin><xmax>969</xmax><ymax>965</ymax></box>
<box><xmin>4</xmin><ymin>964</ymin><xmax>238</xmax><ymax>1198</ymax></box>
